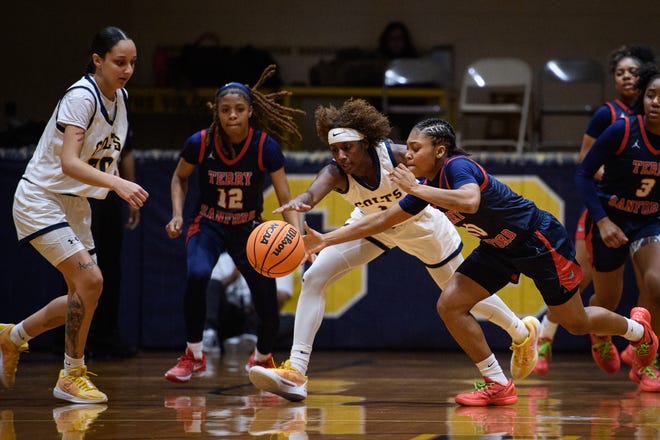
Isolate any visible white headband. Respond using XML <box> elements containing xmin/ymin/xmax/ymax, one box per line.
<box><xmin>328</xmin><ymin>127</ymin><xmax>365</xmax><ymax>144</ymax></box>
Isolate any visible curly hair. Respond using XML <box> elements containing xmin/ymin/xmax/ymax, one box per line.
<box><xmin>632</xmin><ymin>62</ymin><xmax>660</xmax><ymax>114</ymax></box>
<box><xmin>207</xmin><ymin>64</ymin><xmax>305</xmax><ymax>158</ymax></box>
<box><xmin>608</xmin><ymin>45</ymin><xmax>656</xmax><ymax>73</ymax></box>
<box><xmin>314</xmin><ymin>98</ymin><xmax>391</xmax><ymax>147</ymax></box>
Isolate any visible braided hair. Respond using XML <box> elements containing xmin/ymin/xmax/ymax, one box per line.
<box><xmin>207</xmin><ymin>64</ymin><xmax>305</xmax><ymax>158</ymax></box>
<box><xmin>413</xmin><ymin>118</ymin><xmax>469</xmax><ymax>157</ymax></box>
<box><xmin>314</xmin><ymin>98</ymin><xmax>391</xmax><ymax>147</ymax></box>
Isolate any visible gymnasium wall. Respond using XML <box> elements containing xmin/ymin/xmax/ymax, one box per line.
<box><xmin>0</xmin><ymin>150</ymin><xmax>639</xmax><ymax>352</ymax></box>
<box><xmin>3</xmin><ymin>1</ymin><xmax>660</xmax><ymax>128</ymax></box>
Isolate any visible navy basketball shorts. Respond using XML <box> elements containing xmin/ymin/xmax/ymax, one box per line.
<box><xmin>587</xmin><ymin>212</ymin><xmax>660</xmax><ymax>272</ymax></box>
<box><xmin>457</xmin><ymin>212</ymin><xmax>582</xmax><ymax>306</ymax></box>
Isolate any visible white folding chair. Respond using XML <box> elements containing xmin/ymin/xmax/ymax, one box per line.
<box><xmin>457</xmin><ymin>57</ymin><xmax>532</xmax><ymax>154</ymax></box>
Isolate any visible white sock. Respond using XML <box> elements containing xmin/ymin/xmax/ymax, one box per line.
<box><xmin>254</xmin><ymin>348</ymin><xmax>271</xmax><ymax>362</ymax></box>
<box><xmin>539</xmin><ymin>315</ymin><xmax>559</xmax><ymax>340</ymax></box>
<box><xmin>64</xmin><ymin>354</ymin><xmax>84</xmax><ymax>373</ymax></box>
<box><xmin>290</xmin><ymin>343</ymin><xmax>312</xmax><ymax>375</ymax></box>
<box><xmin>9</xmin><ymin>322</ymin><xmax>32</xmax><ymax>346</ymax></box>
<box><xmin>623</xmin><ymin>318</ymin><xmax>645</xmax><ymax>342</ymax></box>
<box><xmin>187</xmin><ymin>341</ymin><xmax>204</xmax><ymax>360</ymax></box>
<box><xmin>476</xmin><ymin>354</ymin><xmax>508</xmax><ymax>385</ymax></box>
<box><xmin>470</xmin><ymin>295</ymin><xmax>528</xmax><ymax>343</ymax></box>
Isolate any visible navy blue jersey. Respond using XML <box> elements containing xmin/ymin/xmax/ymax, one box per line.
<box><xmin>400</xmin><ymin>155</ymin><xmax>539</xmax><ymax>249</ymax></box>
<box><xmin>180</xmin><ymin>127</ymin><xmax>285</xmax><ymax>225</ymax></box>
<box><xmin>585</xmin><ymin>99</ymin><xmax>633</xmax><ymax>139</ymax></box>
<box><xmin>577</xmin><ymin>115</ymin><xmax>660</xmax><ymax>222</ymax></box>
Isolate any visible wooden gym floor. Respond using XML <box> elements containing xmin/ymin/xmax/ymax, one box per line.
<box><xmin>0</xmin><ymin>348</ymin><xmax>657</xmax><ymax>439</ymax></box>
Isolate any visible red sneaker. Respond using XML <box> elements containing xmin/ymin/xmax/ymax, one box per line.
<box><xmin>590</xmin><ymin>334</ymin><xmax>620</xmax><ymax>374</ymax></box>
<box><xmin>629</xmin><ymin>355</ymin><xmax>660</xmax><ymax>393</ymax></box>
<box><xmin>165</xmin><ymin>348</ymin><xmax>206</xmax><ymax>383</ymax></box>
<box><xmin>620</xmin><ymin>344</ymin><xmax>634</xmax><ymax>367</ymax></box>
<box><xmin>533</xmin><ymin>338</ymin><xmax>553</xmax><ymax>375</ymax></box>
<box><xmin>454</xmin><ymin>377</ymin><xmax>518</xmax><ymax>406</ymax></box>
<box><xmin>630</xmin><ymin>307</ymin><xmax>658</xmax><ymax>368</ymax></box>
<box><xmin>453</xmin><ymin>406</ymin><xmax>517</xmax><ymax>435</ymax></box>
<box><xmin>245</xmin><ymin>352</ymin><xmax>276</xmax><ymax>372</ymax></box>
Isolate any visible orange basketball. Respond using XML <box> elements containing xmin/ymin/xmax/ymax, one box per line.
<box><xmin>246</xmin><ymin>220</ymin><xmax>304</xmax><ymax>278</ymax></box>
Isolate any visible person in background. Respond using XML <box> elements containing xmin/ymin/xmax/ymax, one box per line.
<box><xmin>298</xmin><ymin>117</ymin><xmax>657</xmax><ymax>405</ymax></box>
<box><xmin>164</xmin><ymin>65</ymin><xmax>303</xmax><ymax>383</ymax></box>
<box><xmin>87</xmin><ymin>142</ymin><xmax>140</xmax><ymax>359</ymax></box>
<box><xmin>2</xmin><ymin>26</ymin><xmax>148</xmax><ymax>403</ymax></box>
<box><xmin>534</xmin><ymin>45</ymin><xmax>656</xmax><ymax>376</ymax></box>
<box><xmin>378</xmin><ymin>21</ymin><xmax>418</xmax><ymax>59</ymax></box>
<box><xmin>248</xmin><ymin>99</ymin><xmax>539</xmax><ymax>404</ymax></box>
<box><xmin>574</xmin><ymin>62</ymin><xmax>660</xmax><ymax>392</ymax></box>
<box><xmin>202</xmin><ymin>253</ymin><xmax>294</xmax><ymax>355</ymax></box>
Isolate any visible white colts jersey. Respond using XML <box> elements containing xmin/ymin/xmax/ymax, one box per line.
<box><xmin>341</xmin><ymin>141</ymin><xmax>405</xmax><ymax>215</ymax></box>
<box><xmin>339</xmin><ymin>140</ymin><xmax>462</xmax><ymax>266</ymax></box>
<box><xmin>23</xmin><ymin>75</ymin><xmax>129</xmax><ymax>199</ymax></box>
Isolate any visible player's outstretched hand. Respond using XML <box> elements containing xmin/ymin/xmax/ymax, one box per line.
<box><xmin>273</xmin><ymin>199</ymin><xmax>312</xmax><ymax>214</ymax></box>
<box><xmin>302</xmin><ymin>221</ymin><xmax>327</xmax><ymax>258</ymax></box>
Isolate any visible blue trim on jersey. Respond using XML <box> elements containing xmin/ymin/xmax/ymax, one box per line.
<box><xmin>426</xmin><ymin>242</ymin><xmax>463</xmax><ymax>268</ymax></box>
<box><xmin>83</xmin><ymin>75</ymin><xmax>120</xmax><ymax>125</ymax></box>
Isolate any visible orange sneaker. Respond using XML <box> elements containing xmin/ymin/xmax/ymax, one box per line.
<box><xmin>533</xmin><ymin>338</ymin><xmax>553</xmax><ymax>375</ymax></box>
<box><xmin>630</xmin><ymin>307</ymin><xmax>658</xmax><ymax>368</ymax></box>
<box><xmin>454</xmin><ymin>378</ymin><xmax>518</xmax><ymax>406</ymax></box>
<box><xmin>620</xmin><ymin>344</ymin><xmax>634</xmax><ymax>367</ymax></box>
<box><xmin>245</xmin><ymin>352</ymin><xmax>275</xmax><ymax>372</ymax></box>
<box><xmin>590</xmin><ymin>334</ymin><xmax>620</xmax><ymax>374</ymax></box>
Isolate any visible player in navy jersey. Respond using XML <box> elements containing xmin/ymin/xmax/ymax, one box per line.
<box><xmin>575</xmin><ymin>62</ymin><xmax>660</xmax><ymax>392</ymax></box>
<box><xmin>164</xmin><ymin>65</ymin><xmax>304</xmax><ymax>383</ymax></box>
<box><xmin>3</xmin><ymin>27</ymin><xmax>148</xmax><ymax>404</ymax></box>
<box><xmin>248</xmin><ymin>99</ymin><xmax>539</xmax><ymax>403</ymax></box>
<box><xmin>302</xmin><ymin>118</ymin><xmax>658</xmax><ymax>406</ymax></box>
<box><xmin>535</xmin><ymin>45</ymin><xmax>656</xmax><ymax>376</ymax></box>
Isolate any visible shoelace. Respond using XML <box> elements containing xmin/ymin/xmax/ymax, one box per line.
<box><xmin>632</xmin><ymin>342</ymin><xmax>651</xmax><ymax>357</ymax></box>
<box><xmin>637</xmin><ymin>365</ymin><xmax>659</xmax><ymax>379</ymax></box>
<box><xmin>70</xmin><ymin>370</ymin><xmax>100</xmax><ymax>392</ymax></box>
<box><xmin>593</xmin><ymin>339</ymin><xmax>615</xmax><ymax>359</ymax></box>
<box><xmin>472</xmin><ymin>380</ymin><xmax>497</xmax><ymax>394</ymax></box>
<box><xmin>537</xmin><ymin>340</ymin><xmax>552</xmax><ymax>359</ymax></box>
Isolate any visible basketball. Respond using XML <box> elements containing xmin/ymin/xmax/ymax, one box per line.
<box><xmin>246</xmin><ymin>220</ymin><xmax>304</xmax><ymax>278</ymax></box>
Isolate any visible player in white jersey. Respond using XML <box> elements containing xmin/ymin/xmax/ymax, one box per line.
<box><xmin>2</xmin><ymin>26</ymin><xmax>148</xmax><ymax>404</ymax></box>
<box><xmin>248</xmin><ymin>99</ymin><xmax>540</xmax><ymax>401</ymax></box>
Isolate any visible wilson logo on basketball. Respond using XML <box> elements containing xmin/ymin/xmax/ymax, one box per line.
<box><xmin>272</xmin><ymin>228</ymin><xmax>298</xmax><ymax>256</ymax></box>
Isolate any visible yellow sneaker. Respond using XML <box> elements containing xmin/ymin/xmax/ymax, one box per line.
<box><xmin>53</xmin><ymin>366</ymin><xmax>108</xmax><ymax>404</ymax></box>
<box><xmin>0</xmin><ymin>324</ymin><xmax>28</xmax><ymax>389</ymax></box>
<box><xmin>248</xmin><ymin>359</ymin><xmax>308</xmax><ymax>401</ymax></box>
<box><xmin>53</xmin><ymin>403</ymin><xmax>107</xmax><ymax>437</ymax></box>
<box><xmin>510</xmin><ymin>316</ymin><xmax>540</xmax><ymax>380</ymax></box>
